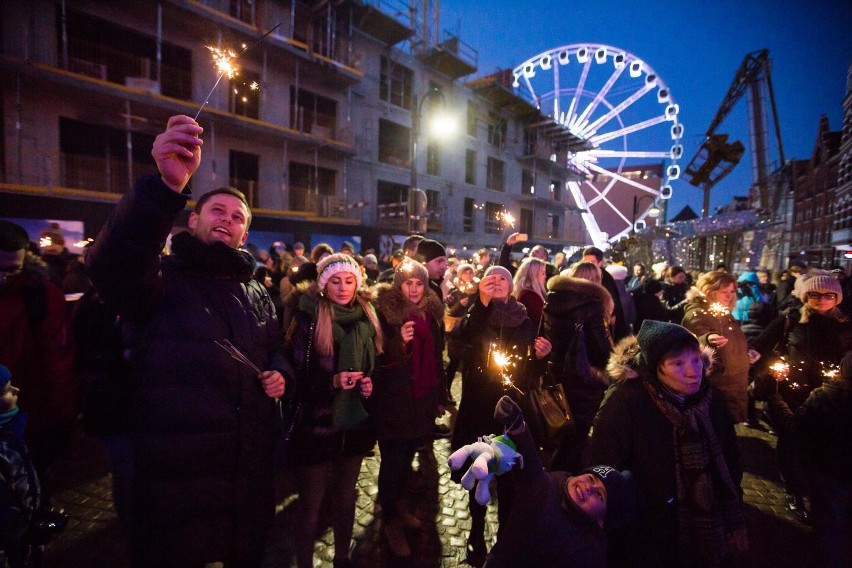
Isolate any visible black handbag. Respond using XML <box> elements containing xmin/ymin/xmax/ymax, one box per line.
<box><xmin>523</xmin><ymin>364</ymin><xmax>575</xmax><ymax>451</ymax></box>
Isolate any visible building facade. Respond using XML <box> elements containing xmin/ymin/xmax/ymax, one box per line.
<box><xmin>0</xmin><ymin>0</ymin><xmax>590</xmax><ymax>258</ymax></box>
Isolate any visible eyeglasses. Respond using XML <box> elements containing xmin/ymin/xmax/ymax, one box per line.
<box><xmin>806</xmin><ymin>291</ymin><xmax>837</xmax><ymax>301</ymax></box>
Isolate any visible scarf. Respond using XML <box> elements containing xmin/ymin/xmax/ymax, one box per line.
<box><xmin>168</xmin><ymin>231</ymin><xmax>256</xmax><ymax>281</ymax></box>
<box><xmin>409</xmin><ymin>313</ymin><xmax>438</xmax><ymax>399</ymax></box>
<box><xmin>642</xmin><ymin>378</ymin><xmax>745</xmax><ymax>566</ymax></box>
<box><xmin>486</xmin><ymin>297</ymin><xmax>528</xmax><ymax>329</ymax></box>
<box><xmin>330</xmin><ymin>302</ymin><xmax>376</xmax><ymax>431</ymax></box>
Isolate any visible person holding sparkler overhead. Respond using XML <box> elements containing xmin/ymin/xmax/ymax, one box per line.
<box><xmin>86</xmin><ymin>115</ymin><xmax>291</xmax><ymax>567</ymax></box>
<box><xmin>682</xmin><ymin>270</ymin><xmax>760</xmax><ymax>424</ymax></box>
<box><xmin>450</xmin><ymin>265</ymin><xmax>552</xmax><ymax>567</ymax></box>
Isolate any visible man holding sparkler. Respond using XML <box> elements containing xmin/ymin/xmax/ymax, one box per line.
<box><xmin>87</xmin><ymin>115</ymin><xmax>290</xmax><ymax>567</ymax></box>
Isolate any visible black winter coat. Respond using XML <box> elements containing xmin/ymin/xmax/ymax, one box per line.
<box><xmin>451</xmin><ymin>297</ymin><xmax>541</xmax><ymax>451</ymax></box>
<box><xmin>370</xmin><ymin>283</ymin><xmax>446</xmax><ymax>441</ymax></box>
<box><xmin>542</xmin><ymin>276</ymin><xmax>614</xmax><ymax>436</ymax></box>
<box><xmin>285</xmin><ymin>284</ymin><xmax>377</xmax><ymax>465</ymax></box>
<box><xmin>87</xmin><ymin>175</ymin><xmax>291</xmax><ymax>566</ymax></box>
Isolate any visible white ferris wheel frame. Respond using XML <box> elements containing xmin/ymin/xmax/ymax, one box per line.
<box><xmin>511</xmin><ymin>44</ymin><xmax>683</xmax><ymax>248</ymax></box>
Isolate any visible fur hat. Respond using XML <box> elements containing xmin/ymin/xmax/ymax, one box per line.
<box><xmin>416</xmin><ymin>239</ymin><xmax>446</xmax><ymax>263</ymax></box>
<box><xmin>605</xmin><ymin>264</ymin><xmax>628</xmax><ymax>281</ymax></box>
<box><xmin>578</xmin><ymin>465</ymin><xmax>642</xmax><ymax>530</ymax></box>
<box><xmin>799</xmin><ymin>274</ymin><xmax>842</xmax><ymax>304</ymax></box>
<box><xmin>316</xmin><ymin>253</ymin><xmax>362</xmax><ymax>291</ymax></box>
<box><xmin>636</xmin><ymin>319</ymin><xmax>699</xmax><ymax>371</ymax></box>
<box><xmin>484</xmin><ymin>265</ymin><xmax>513</xmax><ymax>283</ymax></box>
<box><xmin>393</xmin><ymin>258</ymin><xmax>429</xmax><ymax>289</ymax></box>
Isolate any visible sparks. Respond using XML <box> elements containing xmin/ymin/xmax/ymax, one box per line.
<box><xmin>708</xmin><ymin>302</ymin><xmax>730</xmax><ymax>318</ymax></box>
<box><xmin>769</xmin><ymin>359</ymin><xmax>790</xmax><ymax>382</ymax></box>
<box><xmin>250</xmin><ymin>81</ymin><xmax>259</xmax><ymax>91</ymax></box>
<box><xmin>497</xmin><ymin>210</ymin><xmax>516</xmax><ymax>228</ymax></box>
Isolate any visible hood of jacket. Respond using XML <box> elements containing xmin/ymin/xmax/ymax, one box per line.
<box><xmin>607</xmin><ymin>335</ymin><xmax>716</xmax><ymax>384</ymax></box>
<box><xmin>545</xmin><ymin>274</ymin><xmax>614</xmax><ymax>316</ymax></box>
<box><xmin>372</xmin><ymin>282</ymin><xmax>444</xmax><ymax>325</ymax></box>
<box><xmin>737</xmin><ymin>271</ymin><xmax>760</xmax><ymax>284</ymax></box>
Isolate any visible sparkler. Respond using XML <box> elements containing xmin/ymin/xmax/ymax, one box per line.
<box><xmin>707</xmin><ymin>301</ymin><xmax>731</xmax><ymax>336</ymax></box>
<box><xmin>822</xmin><ymin>363</ymin><xmax>840</xmax><ymax>380</ymax></box>
<box><xmin>496</xmin><ymin>210</ymin><xmax>516</xmax><ymax>229</ymax></box>
<box><xmin>769</xmin><ymin>359</ymin><xmax>789</xmax><ymax>382</ymax></box>
<box><xmin>488</xmin><ymin>343</ymin><xmax>524</xmax><ymax>395</ymax></box>
<box><xmin>194</xmin><ymin>23</ymin><xmax>281</xmax><ymax>120</ymax></box>
<box><xmin>216</xmin><ymin>339</ymin><xmax>282</xmax><ymax>409</ymax></box>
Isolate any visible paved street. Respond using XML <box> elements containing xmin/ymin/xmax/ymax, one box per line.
<box><xmin>43</xmin><ymin>402</ymin><xmax>816</xmax><ymax>568</ymax></box>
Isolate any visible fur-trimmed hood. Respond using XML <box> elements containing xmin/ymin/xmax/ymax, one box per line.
<box><xmin>545</xmin><ymin>274</ymin><xmax>614</xmax><ymax>317</ymax></box>
<box><xmin>606</xmin><ymin>335</ymin><xmax>717</xmax><ymax>384</ymax></box>
<box><xmin>372</xmin><ymin>282</ymin><xmax>444</xmax><ymax>325</ymax></box>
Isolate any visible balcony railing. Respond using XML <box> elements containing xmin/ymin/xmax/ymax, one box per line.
<box><xmin>60</xmin><ymin>152</ymin><xmax>157</xmax><ymax>193</ymax></box>
<box><xmin>289</xmin><ymin>185</ymin><xmax>346</xmax><ymax>217</ymax></box>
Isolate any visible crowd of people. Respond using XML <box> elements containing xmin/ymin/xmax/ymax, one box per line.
<box><xmin>2</xmin><ymin>115</ymin><xmax>851</xmax><ymax>567</ymax></box>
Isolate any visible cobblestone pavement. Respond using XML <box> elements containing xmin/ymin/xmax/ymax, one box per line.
<box><xmin>43</xmin><ymin>402</ymin><xmax>816</xmax><ymax>568</ymax></box>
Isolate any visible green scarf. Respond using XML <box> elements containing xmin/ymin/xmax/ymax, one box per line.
<box><xmin>330</xmin><ymin>302</ymin><xmax>376</xmax><ymax>431</ymax></box>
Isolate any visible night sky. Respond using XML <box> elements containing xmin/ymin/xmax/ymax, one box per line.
<box><xmin>439</xmin><ymin>0</ymin><xmax>852</xmax><ymax>219</ymax></box>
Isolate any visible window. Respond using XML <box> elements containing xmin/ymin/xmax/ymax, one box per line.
<box><xmin>379</xmin><ymin>56</ymin><xmax>413</xmax><ymax>110</ymax></box>
<box><xmin>229</xmin><ymin>0</ymin><xmax>256</xmax><ymax>25</ymax></box>
<box><xmin>522</xmin><ymin>169</ymin><xmax>534</xmax><ymax>195</ymax></box>
<box><xmin>289</xmin><ymin>162</ymin><xmax>336</xmax><ymax>212</ymax></box>
<box><xmin>229</xmin><ymin>150</ymin><xmax>260</xmax><ymax>208</ymax></box>
<box><xmin>523</xmin><ymin>127</ymin><xmax>537</xmax><ymax>155</ymax></box>
<box><xmin>467</xmin><ymin>101</ymin><xmax>477</xmax><ymax>137</ymax></box>
<box><xmin>520</xmin><ymin>208</ymin><xmax>533</xmax><ymax>235</ymax></box>
<box><xmin>465</xmin><ymin>149</ymin><xmax>477</xmax><ymax>184</ymax></box>
<box><xmin>378</xmin><ymin>119</ymin><xmax>411</xmax><ymax>166</ymax></box>
<box><xmin>551</xmin><ymin>179</ymin><xmax>561</xmax><ymax>201</ymax></box>
<box><xmin>230</xmin><ymin>68</ymin><xmax>260</xmax><ymax>119</ymax></box>
<box><xmin>464</xmin><ymin>198</ymin><xmax>475</xmax><ymax>233</ymax></box>
<box><xmin>290</xmin><ymin>87</ymin><xmax>337</xmax><ymax>136</ymax></box>
<box><xmin>485</xmin><ymin>202</ymin><xmax>502</xmax><ymax>234</ymax></box>
<box><xmin>487</xmin><ymin>110</ymin><xmax>507</xmax><ymax>148</ymax></box>
<box><xmin>426</xmin><ymin>142</ymin><xmax>440</xmax><ymax>176</ymax></box>
<box><xmin>487</xmin><ymin>157</ymin><xmax>505</xmax><ymax>191</ymax></box>
<box><xmin>546</xmin><ymin>213</ymin><xmax>560</xmax><ymax>239</ymax></box>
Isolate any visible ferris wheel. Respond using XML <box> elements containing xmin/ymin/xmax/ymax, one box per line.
<box><xmin>511</xmin><ymin>44</ymin><xmax>683</xmax><ymax>246</ymax></box>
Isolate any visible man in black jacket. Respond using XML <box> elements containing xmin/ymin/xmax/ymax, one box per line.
<box><xmin>87</xmin><ymin>115</ymin><xmax>292</xmax><ymax>568</ymax></box>
<box><xmin>583</xmin><ymin>246</ymin><xmax>629</xmax><ymax>340</ymax></box>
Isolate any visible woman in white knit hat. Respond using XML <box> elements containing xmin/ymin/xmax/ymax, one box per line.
<box><xmin>752</xmin><ymin>271</ymin><xmax>852</xmax><ymax>523</ymax></box>
<box><xmin>284</xmin><ymin>252</ymin><xmax>383</xmax><ymax>568</ymax></box>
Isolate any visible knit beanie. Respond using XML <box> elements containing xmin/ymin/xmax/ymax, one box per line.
<box><xmin>799</xmin><ymin>274</ymin><xmax>843</xmax><ymax>304</ymax></box>
<box><xmin>363</xmin><ymin>253</ymin><xmax>378</xmax><ymax>266</ymax></box>
<box><xmin>39</xmin><ymin>223</ymin><xmax>65</xmax><ymax>246</ymax></box>
<box><xmin>605</xmin><ymin>264</ymin><xmax>628</xmax><ymax>281</ymax></box>
<box><xmin>636</xmin><ymin>319</ymin><xmax>699</xmax><ymax>371</ymax></box>
<box><xmin>416</xmin><ymin>239</ymin><xmax>446</xmax><ymax>263</ymax></box>
<box><xmin>484</xmin><ymin>265</ymin><xmax>513</xmax><ymax>283</ymax></box>
<box><xmin>317</xmin><ymin>253</ymin><xmax>363</xmax><ymax>291</ymax></box>
<box><xmin>393</xmin><ymin>258</ymin><xmax>429</xmax><ymax>289</ymax></box>
<box><xmin>0</xmin><ymin>365</ymin><xmax>10</xmax><ymax>389</ymax></box>
<box><xmin>578</xmin><ymin>465</ymin><xmax>642</xmax><ymax>530</ymax></box>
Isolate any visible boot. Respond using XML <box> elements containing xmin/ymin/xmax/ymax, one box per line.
<box><xmin>384</xmin><ymin>517</ymin><xmax>411</xmax><ymax>557</ymax></box>
<box><xmin>465</xmin><ymin>535</ymin><xmax>486</xmax><ymax>567</ymax></box>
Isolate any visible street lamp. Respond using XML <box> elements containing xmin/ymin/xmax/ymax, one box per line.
<box><xmin>632</xmin><ymin>194</ymin><xmax>661</xmax><ymax>233</ymax></box>
<box><xmin>409</xmin><ymin>86</ymin><xmax>456</xmax><ymax>233</ymax></box>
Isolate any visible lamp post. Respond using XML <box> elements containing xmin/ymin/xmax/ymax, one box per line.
<box><xmin>409</xmin><ymin>86</ymin><xmax>454</xmax><ymax>234</ymax></box>
<box><xmin>631</xmin><ymin>194</ymin><xmax>661</xmax><ymax>233</ymax></box>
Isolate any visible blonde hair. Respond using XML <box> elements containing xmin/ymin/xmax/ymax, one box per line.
<box><xmin>568</xmin><ymin>261</ymin><xmax>601</xmax><ymax>285</ymax></box>
<box><xmin>696</xmin><ymin>271</ymin><xmax>737</xmax><ymax>308</ymax></box>
<box><xmin>313</xmin><ymin>292</ymin><xmax>383</xmax><ymax>358</ymax></box>
<box><xmin>513</xmin><ymin>257</ymin><xmax>548</xmax><ymax>300</ymax></box>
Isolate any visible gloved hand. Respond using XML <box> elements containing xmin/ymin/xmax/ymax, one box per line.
<box><xmin>447</xmin><ymin>434</ymin><xmax>523</xmax><ymax>505</ymax></box>
<box><xmin>494</xmin><ymin>395</ymin><xmax>523</xmax><ymax>431</ymax></box>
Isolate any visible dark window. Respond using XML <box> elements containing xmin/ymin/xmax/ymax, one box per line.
<box><xmin>464</xmin><ymin>198</ymin><xmax>475</xmax><ymax>233</ymax></box>
<box><xmin>520</xmin><ymin>208</ymin><xmax>533</xmax><ymax>235</ymax></box>
<box><xmin>426</xmin><ymin>142</ymin><xmax>440</xmax><ymax>176</ymax></box>
<box><xmin>231</xmin><ymin>69</ymin><xmax>260</xmax><ymax>119</ymax></box>
<box><xmin>61</xmin><ymin>8</ymin><xmax>192</xmax><ymax>99</ymax></box>
<box><xmin>467</xmin><ymin>101</ymin><xmax>477</xmax><ymax>137</ymax></box>
<box><xmin>289</xmin><ymin>162</ymin><xmax>336</xmax><ymax>212</ymax></box>
<box><xmin>229</xmin><ymin>0</ymin><xmax>256</xmax><ymax>25</ymax></box>
<box><xmin>551</xmin><ymin>179</ymin><xmax>561</xmax><ymax>200</ymax></box>
<box><xmin>522</xmin><ymin>169</ymin><xmax>534</xmax><ymax>195</ymax></box>
<box><xmin>485</xmin><ymin>202</ymin><xmax>502</xmax><ymax>234</ymax></box>
<box><xmin>378</xmin><ymin>119</ymin><xmax>411</xmax><ymax>167</ymax></box>
<box><xmin>546</xmin><ymin>213</ymin><xmax>560</xmax><ymax>239</ymax></box>
<box><xmin>229</xmin><ymin>150</ymin><xmax>260</xmax><ymax>208</ymax></box>
<box><xmin>380</xmin><ymin>56</ymin><xmax>413</xmax><ymax>110</ymax></box>
<box><xmin>465</xmin><ymin>149</ymin><xmax>476</xmax><ymax>184</ymax></box>
<box><xmin>487</xmin><ymin>157</ymin><xmax>505</xmax><ymax>191</ymax></box>
<box><xmin>290</xmin><ymin>87</ymin><xmax>337</xmax><ymax>136</ymax></box>
<box><xmin>59</xmin><ymin>117</ymin><xmax>157</xmax><ymax>193</ymax></box>
<box><xmin>487</xmin><ymin>110</ymin><xmax>507</xmax><ymax>148</ymax></box>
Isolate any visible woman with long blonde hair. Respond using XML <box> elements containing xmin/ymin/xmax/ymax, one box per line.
<box><xmin>512</xmin><ymin>257</ymin><xmax>548</xmax><ymax>328</ymax></box>
<box><xmin>285</xmin><ymin>253</ymin><xmax>383</xmax><ymax>568</ymax></box>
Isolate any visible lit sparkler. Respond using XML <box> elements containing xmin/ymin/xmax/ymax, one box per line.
<box><xmin>194</xmin><ymin>23</ymin><xmax>281</xmax><ymax>120</ymax></box>
<box><xmin>769</xmin><ymin>359</ymin><xmax>789</xmax><ymax>382</ymax></box>
<box><xmin>496</xmin><ymin>210</ymin><xmax>516</xmax><ymax>228</ymax></box>
<box><xmin>708</xmin><ymin>302</ymin><xmax>730</xmax><ymax>318</ymax></box>
<box><xmin>822</xmin><ymin>364</ymin><xmax>840</xmax><ymax>380</ymax></box>
<box><xmin>488</xmin><ymin>343</ymin><xmax>524</xmax><ymax>395</ymax></box>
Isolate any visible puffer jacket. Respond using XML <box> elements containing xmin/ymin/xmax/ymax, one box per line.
<box><xmin>370</xmin><ymin>283</ymin><xmax>446</xmax><ymax>441</ymax></box>
<box><xmin>733</xmin><ymin>271</ymin><xmax>766</xmax><ymax>322</ymax></box>
<box><xmin>587</xmin><ymin>337</ymin><xmax>740</xmax><ymax>567</ymax></box>
<box><xmin>682</xmin><ymin>290</ymin><xmax>750</xmax><ymax>423</ymax></box>
<box><xmin>284</xmin><ymin>282</ymin><xmax>377</xmax><ymax>464</ymax></box>
<box><xmin>541</xmin><ymin>275</ymin><xmax>614</xmax><ymax>437</ymax></box>
<box><xmin>87</xmin><ymin>175</ymin><xmax>291</xmax><ymax>566</ymax></box>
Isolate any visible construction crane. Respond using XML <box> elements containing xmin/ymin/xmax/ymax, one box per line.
<box><xmin>685</xmin><ymin>49</ymin><xmax>786</xmax><ymax>217</ymax></box>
